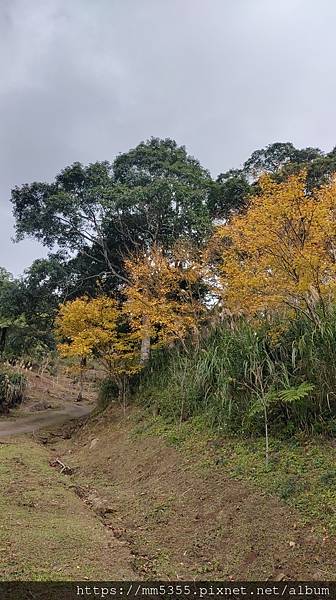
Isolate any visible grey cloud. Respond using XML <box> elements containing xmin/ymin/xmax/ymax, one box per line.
<box><xmin>1</xmin><ymin>0</ymin><xmax>336</xmax><ymax>274</ymax></box>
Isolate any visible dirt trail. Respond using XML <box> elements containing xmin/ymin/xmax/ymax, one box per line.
<box><xmin>0</xmin><ymin>370</ymin><xmax>94</xmax><ymax>438</ymax></box>
<box><xmin>0</xmin><ymin>402</ymin><xmax>92</xmax><ymax>437</ymax></box>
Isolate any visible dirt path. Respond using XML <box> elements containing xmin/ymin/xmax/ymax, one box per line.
<box><xmin>0</xmin><ymin>402</ymin><xmax>92</xmax><ymax>437</ymax></box>
<box><xmin>0</xmin><ymin>370</ymin><xmax>94</xmax><ymax>438</ymax></box>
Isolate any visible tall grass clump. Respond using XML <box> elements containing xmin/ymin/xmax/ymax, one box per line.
<box><xmin>0</xmin><ymin>368</ymin><xmax>27</xmax><ymax>413</ymax></box>
<box><xmin>133</xmin><ymin>307</ymin><xmax>336</xmax><ymax>438</ymax></box>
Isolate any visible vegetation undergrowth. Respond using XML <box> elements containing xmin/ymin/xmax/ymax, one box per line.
<box><xmin>132</xmin><ymin>309</ymin><xmax>336</xmax><ymax>438</ymax></box>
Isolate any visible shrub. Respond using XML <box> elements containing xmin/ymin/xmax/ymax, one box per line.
<box><xmin>98</xmin><ymin>378</ymin><xmax>119</xmax><ymax>411</ymax></box>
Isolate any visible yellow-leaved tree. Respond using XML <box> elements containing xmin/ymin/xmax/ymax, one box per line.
<box><xmin>124</xmin><ymin>243</ymin><xmax>208</xmax><ymax>361</ymax></box>
<box><xmin>215</xmin><ymin>172</ymin><xmax>336</xmax><ymax>322</ymax></box>
<box><xmin>55</xmin><ymin>296</ymin><xmax>141</xmax><ymax>406</ymax></box>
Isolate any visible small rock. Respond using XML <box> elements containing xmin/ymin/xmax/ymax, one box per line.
<box><xmin>31</xmin><ymin>400</ymin><xmax>53</xmax><ymax>412</ymax></box>
<box><xmin>312</xmin><ymin>570</ymin><xmax>328</xmax><ymax>579</ymax></box>
<box><xmin>274</xmin><ymin>573</ymin><xmax>286</xmax><ymax>581</ymax></box>
<box><xmin>89</xmin><ymin>438</ymin><xmax>99</xmax><ymax>450</ymax></box>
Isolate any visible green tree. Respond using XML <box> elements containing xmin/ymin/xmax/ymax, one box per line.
<box><xmin>112</xmin><ymin>137</ymin><xmax>213</xmax><ymax>249</ymax></box>
<box><xmin>0</xmin><ymin>269</ymin><xmax>28</xmax><ymax>356</ymax></box>
<box><xmin>11</xmin><ymin>138</ymin><xmax>213</xmax><ymax>293</ymax></box>
<box><xmin>0</xmin><ymin>269</ymin><xmax>14</xmax><ymax>353</ymax></box>
<box><xmin>0</xmin><ymin>262</ymin><xmax>63</xmax><ymax>359</ymax></box>
<box><xmin>241</xmin><ymin>142</ymin><xmax>336</xmax><ymax>192</ymax></box>
<box><xmin>208</xmin><ymin>169</ymin><xmax>252</xmax><ymax>218</ymax></box>
<box><xmin>243</xmin><ymin>142</ymin><xmax>298</xmax><ymax>178</ymax></box>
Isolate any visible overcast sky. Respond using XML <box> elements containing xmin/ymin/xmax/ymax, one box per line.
<box><xmin>1</xmin><ymin>0</ymin><xmax>336</xmax><ymax>275</ymax></box>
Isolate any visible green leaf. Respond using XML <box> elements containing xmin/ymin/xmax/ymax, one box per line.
<box><xmin>278</xmin><ymin>382</ymin><xmax>315</xmax><ymax>404</ymax></box>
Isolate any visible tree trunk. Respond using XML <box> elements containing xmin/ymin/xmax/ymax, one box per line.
<box><xmin>76</xmin><ymin>357</ymin><xmax>87</xmax><ymax>402</ymax></box>
<box><xmin>140</xmin><ymin>316</ymin><xmax>151</xmax><ymax>363</ymax></box>
<box><xmin>263</xmin><ymin>402</ymin><xmax>269</xmax><ymax>467</ymax></box>
<box><xmin>0</xmin><ymin>327</ymin><xmax>8</xmax><ymax>354</ymax></box>
<box><xmin>122</xmin><ymin>375</ymin><xmax>128</xmax><ymax>416</ymax></box>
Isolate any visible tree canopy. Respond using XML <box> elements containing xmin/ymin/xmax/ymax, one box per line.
<box><xmin>7</xmin><ymin>137</ymin><xmax>336</xmax><ymax>361</ymax></box>
<box><xmin>215</xmin><ymin>172</ymin><xmax>336</xmax><ymax>321</ymax></box>
<box><xmin>11</xmin><ymin>138</ymin><xmax>213</xmax><ymax>295</ymax></box>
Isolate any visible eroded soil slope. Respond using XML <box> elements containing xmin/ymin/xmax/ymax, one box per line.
<box><xmin>54</xmin><ymin>406</ymin><xmax>336</xmax><ymax>580</ymax></box>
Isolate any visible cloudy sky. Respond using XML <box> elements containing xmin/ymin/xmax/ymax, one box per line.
<box><xmin>1</xmin><ymin>0</ymin><xmax>336</xmax><ymax>275</ymax></box>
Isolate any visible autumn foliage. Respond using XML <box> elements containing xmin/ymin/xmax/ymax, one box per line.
<box><xmin>56</xmin><ymin>244</ymin><xmax>208</xmax><ymax>381</ymax></box>
<box><xmin>124</xmin><ymin>244</ymin><xmax>207</xmax><ymax>351</ymax></box>
<box><xmin>56</xmin><ymin>171</ymin><xmax>336</xmax><ymax>358</ymax></box>
<box><xmin>215</xmin><ymin>173</ymin><xmax>336</xmax><ymax>321</ymax></box>
<box><xmin>56</xmin><ymin>296</ymin><xmax>141</xmax><ymax>390</ymax></box>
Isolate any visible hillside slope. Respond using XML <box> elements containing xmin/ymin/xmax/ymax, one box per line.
<box><xmin>1</xmin><ymin>371</ymin><xmax>335</xmax><ymax>581</ymax></box>
<box><xmin>52</xmin><ymin>405</ymin><xmax>336</xmax><ymax>580</ymax></box>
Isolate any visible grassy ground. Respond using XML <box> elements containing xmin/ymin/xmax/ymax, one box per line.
<box><xmin>0</xmin><ymin>438</ymin><xmax>134</xmax><ymax>580</ymax></box>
